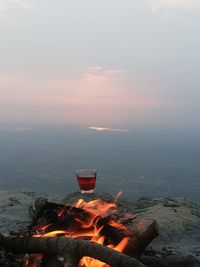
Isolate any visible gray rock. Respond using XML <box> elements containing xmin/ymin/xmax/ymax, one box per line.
<box><xmin>142</xmin><ymin>254</ymin><xmax>200</xmax><ymax>267</ymax></box>
<box><xmin>0</xmin><ymin>190</ymin><xmax>200</xmax><ymax>258</ymax></box>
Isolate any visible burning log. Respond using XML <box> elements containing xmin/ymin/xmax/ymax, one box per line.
<box><xmin>124</xmin><ymin>221</ymin><xmax>159</xmax><ymax>258</ymax></box>
<box><xmin>0</xmin><ymin>234</ymin><xmax>146</xmax><ymax>267</ymax></box>
<box><xmin>28</xmin><ymin>199</ymin><xmax>129</xmax><ymax>244</ymax></box>
<box><xmin>1</xmin><ymin>195</ymin><xmax>159</xmax><ymax>267</ymax></box>
<box><xmin>28</xmin><ymin>198</ymin><xmax>159</xmax><ymax>258</ymax></box>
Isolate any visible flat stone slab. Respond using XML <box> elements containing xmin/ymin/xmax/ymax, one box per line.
<box><xmin>0</xmin><ymin>191</ymin><xmax>200</xmax><ymax>259</ymax></box>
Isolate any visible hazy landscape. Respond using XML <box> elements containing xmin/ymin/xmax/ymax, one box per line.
<box><xmin>1</xmin><ymin>2</ymin><xmax>200</xmax><ymax>266</ymax></box>
<box><xmin>0</xmin><ymin>1</ymin><xmax>200</xmax><ymax>203</ymax></box>
<box><xmin>0</xmin><ymin>124</ymin><xmax>199</xmax><ymax>202</ymax></box>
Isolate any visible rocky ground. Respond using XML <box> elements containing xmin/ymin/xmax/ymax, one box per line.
<box><xmin>0</xmin><ymin>190</ymin><xmax>200</xmax><ymax>266</ymax></box>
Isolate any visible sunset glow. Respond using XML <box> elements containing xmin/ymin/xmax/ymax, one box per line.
<box><xmin>0</xmin><ymin>68</ymin><xmax>161</xmax><ymax>125</ymax></box>
<box><xmin>88</xmin><ymin>127</ymin><xmax>129</xmax><ymax>133</ymax></box>
<box><xmin>0</xmin><ymin>0</ymin><xmax>199</xmax><ymax>129</ymax></box>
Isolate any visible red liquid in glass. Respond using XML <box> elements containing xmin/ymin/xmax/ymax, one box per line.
<box><xmin>77</xmin><ymin>176</ymin><xmax>96</xmax><ymax>191</ymax></box>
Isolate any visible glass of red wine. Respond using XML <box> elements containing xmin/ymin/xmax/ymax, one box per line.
<box><xmin>76</xmin><ymin>170</ymin><xmax>97</xmax><ymax>193</ymax></box>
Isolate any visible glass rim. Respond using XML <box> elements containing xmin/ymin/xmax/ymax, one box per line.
<box><xmin>76</xmin><ymin>169</ymin><xmax>97</xmax><ymax>176</ymax></box>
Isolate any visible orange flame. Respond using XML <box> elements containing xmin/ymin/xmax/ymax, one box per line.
<box><xmin>114</xmin><ymin>191</ymin><xmax>123</xmax><ymax>203</ymax></box>
<box><xmin>32</xmin><ymin>193</ymin><xmax>131</xmax><ymax>267</ymax></box>
<box><xmin>75</xmin><ymin>198</ymin><xmax>117</xmax><ymax>217</ymax></box>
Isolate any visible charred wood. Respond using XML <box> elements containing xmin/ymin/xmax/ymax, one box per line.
<box><xmin>125</xmin><ymin>221</ymin><xmax>159</xmax><ymax>258</ymax></box>
<box><xmin>0</xmin><ymin>234</ymin><xmax>146</xmax><ymax>267</ymax></box>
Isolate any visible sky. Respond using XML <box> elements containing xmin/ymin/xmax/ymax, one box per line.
<box><xmin>0</xmin><ymin>0</ymin><xmax>200</xmax><ymax>129</ymax></box>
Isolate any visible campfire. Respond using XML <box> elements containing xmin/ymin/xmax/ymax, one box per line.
<box><xmin>0</xmin><ymin>194</ymin><xmax>159</xmax><ymax>267</ymax></box>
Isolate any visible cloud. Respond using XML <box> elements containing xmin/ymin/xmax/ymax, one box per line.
<box><xmin>147</xmin><ymin>0</ymin><xmax>200</xmax><ymax>11</ymax></box>
<box><xmin>84</xmin><ymin>66</ymin><xmax>126</xmax><ymax>81</ymax></box>
<box><xmin>0</xmin><ymin>0</ymin><xmax>34</xmax><ymax>11</ymax></box>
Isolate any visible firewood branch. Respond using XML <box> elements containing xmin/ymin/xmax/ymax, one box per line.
<box><xmin>0</xmin><ymin>234</ymin><xmax>145</xmax><ymax>267</ymax></box>
<box><xmin>126</xmin><ymin>221</ymin><xmax>159</xmax><ymax>258</ymax></box>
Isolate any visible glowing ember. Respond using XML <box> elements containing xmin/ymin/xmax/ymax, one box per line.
<box><xmin>25</xmin><ymin>194</ymin><xmax>132</xmax><ymax>267</ymax></box>
<box><xmin>23</xmin><ymin>254</ymin><xmax>43</xmax><ymax>267</ymax></box>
